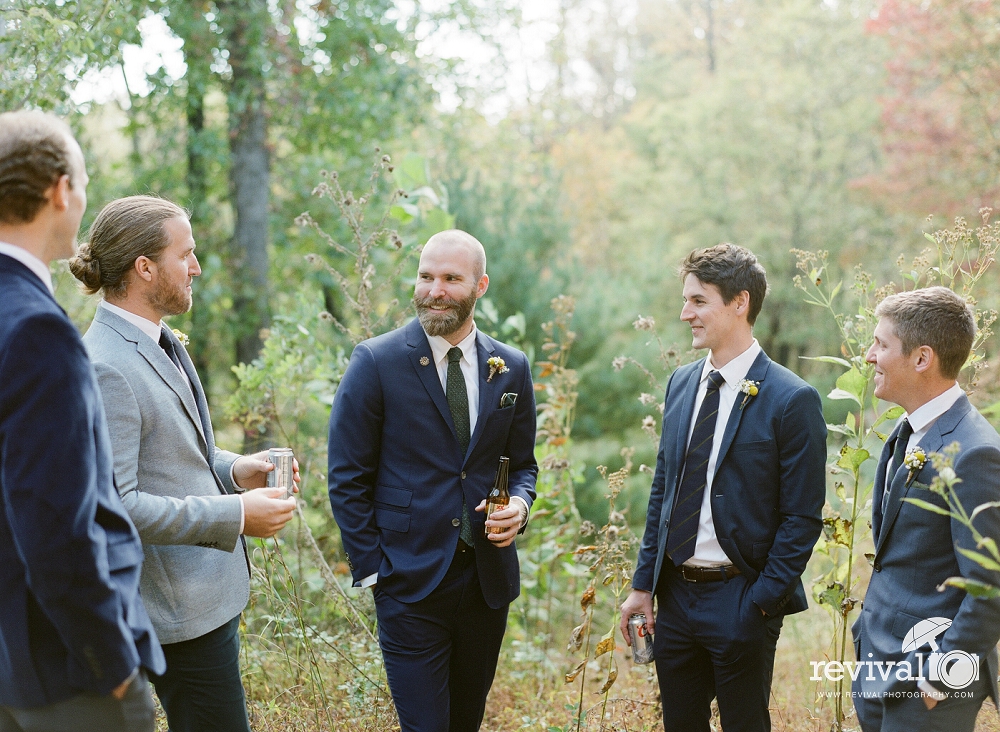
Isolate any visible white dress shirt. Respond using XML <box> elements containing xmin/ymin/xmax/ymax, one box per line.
<box><xmin>98</xmin><ymin>301</ymin><xmax>245</xmax><ymax>532</ymax></box>
<box><xmin>0</xmin><ymin>241</ymin><xmax>53</xmax><ymax>293</ymax></box>
<box><xmin>685</xmin><ymin>339</ymin><xmax>763</xmax><ymax>567</ymax></box>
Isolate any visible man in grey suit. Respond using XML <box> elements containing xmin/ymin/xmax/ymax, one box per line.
<box><xmin>69</xmin><ymin>195</ymin><xmax>297</xmax><ymax>732</ymax></box>
<box><xmin>852</xmin><ymin>286</ymin><xmax>1000</xmax><ymax>731</ymax></box>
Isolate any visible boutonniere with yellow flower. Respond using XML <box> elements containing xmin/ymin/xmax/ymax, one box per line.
<box><xmin>738</xmin><ymin>379</ymin><xmax>759</xmax><ymax>410</ymax></box>
<box><xmin>171</xmin><ymin>328</ymin><xmax>190</xmax><ymax>347</ymax></box>
<box><xmin>487</xmin><ymin>356</ymin><xmax>509</xmax><ymax>382</ymax></box>
<box><xmin>903</xmin><ymin>446</ymin><xmax>926</xmax><ymax>486</ymax></box>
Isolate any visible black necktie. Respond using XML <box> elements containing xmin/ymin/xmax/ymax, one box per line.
<box><xmin>446</xmin><ymin>347</ymin><xmax>474</xmax><ymax>546</ymax></box>
<box><xmin>668</xmin><ymin>370</ymin><xmax>725</xmax><ymax>566</ymax></box>
<box><xmin>882</xmin><ymin>418</ymin><xmax>913</xmax><ymax>515</ymax></box>
<box><xmin>159</xmin><ymin>329</ymin><xmax>184</xmax><ymax>374</ymax></box>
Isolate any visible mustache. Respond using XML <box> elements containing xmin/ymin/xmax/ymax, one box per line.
<box><xmin>414</xmin><ymin>294</ymin><xmax>462</xmax><ymax>310</ymax></box>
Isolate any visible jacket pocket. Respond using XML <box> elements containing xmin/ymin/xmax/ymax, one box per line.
<box><xmin>375</xmin><ymin>509</ymin><xmax>410</xmax><ymax>533</ymax></box>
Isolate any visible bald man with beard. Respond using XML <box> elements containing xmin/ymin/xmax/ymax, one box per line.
<box><xmin>328</xmin><ymin>230</ymin><xmax>538</xmax><ymax>732</ymax></box>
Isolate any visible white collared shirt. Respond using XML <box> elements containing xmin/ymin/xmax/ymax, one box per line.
<box><xmin>426</xmin><ymin>326</ymin><xmax>481</xmax><ymax>436</ymax></box>
<box><xmin>0</xmin><ymin>241</ymin><xmax>53</xmax><ymax>294</ymax></box>
<box><xmin>98</xmin><ymin>301</ymin><xmax>245</xmax><ymax>532</ymax></box>
<box><xmin>885</xmin><ymin>382</ymin><xmax>965</xmax><ymax>492</ymax></box>
<box><xmin>685</xmin><ymin>339</ymin><xmax>763</xmax><ymax>567</ymax></box>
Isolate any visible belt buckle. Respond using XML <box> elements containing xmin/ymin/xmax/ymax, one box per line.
<box><xmin>681</xmin><ymin>565</ymin><xmax>699</xmax><ymax>582</ymax></box>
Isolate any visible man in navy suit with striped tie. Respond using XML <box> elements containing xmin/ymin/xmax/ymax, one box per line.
<box><xmin>620</xmin><ymin>244</ymin><xmax>827</xmax><ymax>732</ymax></box>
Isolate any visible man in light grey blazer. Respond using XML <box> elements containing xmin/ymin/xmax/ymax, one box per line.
<box><xmin>70</xmin><ymin>195</ymin><xmax>297</xmax><ymax>732</ymax></box>
<box><xmin>852</xmin><ymin>286</ymin><xmax>1000</xmax><ymax>731</ymax></box>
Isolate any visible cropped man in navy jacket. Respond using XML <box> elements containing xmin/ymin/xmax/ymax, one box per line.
<box><xmin>0</xmin><ymin>111</ymin><xmax>164</xmax><ymax>732</ymax></box>
<box><xmin>620</xmin><ymin>244</ymin><xmax>827</xmax><ymax>732</ymax></box>
<box><xmin>328</xmin><ymin>230</ymin><xmax>537</xmax><ymax>732</ymax></box>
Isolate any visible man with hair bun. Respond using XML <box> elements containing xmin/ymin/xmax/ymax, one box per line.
<box><xmin>71</xmin><ymin>195</ymin><xmax>299</xmax><ymax>732</ymax></box>
<box><xmin>853</xmin><ymin>286</ymin><xmax>1000</xmax><ymax>731</ymax></box>
<box><xmin>0</xmin><ymin>111</ymin><xmax>164</xmax><ymax>731</ymax></box>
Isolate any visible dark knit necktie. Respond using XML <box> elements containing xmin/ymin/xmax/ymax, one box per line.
<box><xmin>159</xmin><ymin>329</ymin><xmax>184</xmax><ymax>374</ymax></box>
<box><xmin>668</xmin><ymin>370</ymin><xmax>725</xmax><ymax>566</ymax></box>
<box><xmin>446</xmin><ymin>347</ymin><xmax>474</xmax><ymax>546</ymax></box>
<box><xmin>882</xmin><ymin>418</ymin><xmax>913</xmax><ymax>515</ymax></box>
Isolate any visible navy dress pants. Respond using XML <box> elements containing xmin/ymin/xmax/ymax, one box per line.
<box><xmin>149</xmin><ymin>614</ymin><xmax>250</xmax><ymax>732</ymax></box>
<box><xmin>374</xmin><ymin>544</ymin><xmax>509</xmax><ymax>732</ymax></box>
<box><xmin>653</xmin><ymin>565</ymin><xmax>783</xmax><ymax>732</ymax></box>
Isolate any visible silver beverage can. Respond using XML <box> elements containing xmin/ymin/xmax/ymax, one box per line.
<box><xmin>266</xmin><ymin>447</ymin><xmax>294</xmax><ymax>498</ymax></box>
<box><xmin>628</xmin><ymin>613</ymin><xmax>654</xmax><ymax>665</ymax></box>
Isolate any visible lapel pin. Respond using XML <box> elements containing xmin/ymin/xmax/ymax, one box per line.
<box><xmin>420</xmin><ymin>356</ymin><xmax>430</xmax><ymax>366</ymax></box>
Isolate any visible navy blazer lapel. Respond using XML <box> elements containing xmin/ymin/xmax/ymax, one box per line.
<box><xmin>673</xmin><ymin>360</ymin><xmax>705</xmax><ymax>470</ymax></box>
<box><xmin>871</xmin><ymin>425</ymin><xmax>896</xmax><ymax>542</ymax></box>
<box><xmin>876</xmin><ymin>396</ymin><xmax>971</xmax><ymax>554</ymax></box>
<box><xmin>405</xmin><ymin>319</ymin><xmax>457</xmax><ymax>443</ymax></box>
<box><xmin>467</xmin><ymin>333</ymin><xmax>498</xmax><ymax>458</ymax></box>
<box><xmin>716</xmin><ymin>351</ymin><xmax>771</xmax><ymax>467</ymax></box>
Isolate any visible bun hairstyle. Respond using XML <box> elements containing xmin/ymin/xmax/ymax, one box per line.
<box><xmin>68</xmin><ymin>242</ymin><xmax>102</xmax><ymax>294</ymax></box>
<box><xmin>68</xmin><ymin>195</ymin><xmax>187</xmax><ymax>299</ymax></box>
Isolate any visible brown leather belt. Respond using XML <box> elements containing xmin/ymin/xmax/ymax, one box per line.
<box><xmin>679</xmin><ymin>564</ymin><xmax>741</xmax><ymax>583</ymax></box>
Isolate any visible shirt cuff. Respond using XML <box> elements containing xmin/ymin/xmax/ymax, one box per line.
<box><xmin>918</xmin><ymin>679</ymin><xmax>948</xmax><ymax>700</ymax></box>
<box><xmin>359</xmin><ymin>573</ymin><xmax>377</xmax><ymax>588</ymax></box>
<box><xmin>238</xmin><ymin>494</ymin><xmax>245</xmax><ymax>534</ymax></box>
<box><xmin>511</xmin><ymin>496</ymin><xmax>529</xmax><ymax>527</ymax></box>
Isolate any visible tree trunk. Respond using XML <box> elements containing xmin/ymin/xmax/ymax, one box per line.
<box><xmin>220</xmin><ymin>0</ymin><xmax>272</xmax><ymax>451</ymax></box>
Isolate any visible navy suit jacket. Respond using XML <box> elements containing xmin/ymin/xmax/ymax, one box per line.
<box><xmin>0</xmin><ymin>254</ymin><xmax>164</xmax><ymax>708</ymax></box>
<box><xmin>853</xmin><ymin>395</ymin><xmax>1000</xmax><ymax>702</ymax></box>
<box><xmin>633</xmin><ymin>350</ymin><xmax>827</xmax><ymax>616</ymax></box>
<box><xmin>328</xmin><ymin>318</ymin><xmax>537</xmax><ymax>609</ymax></box>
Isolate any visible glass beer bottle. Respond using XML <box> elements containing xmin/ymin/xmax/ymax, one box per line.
<box><xmin>484</xmin><ymin>456</ymin><xmax>510</xmax><ymax>536</ymax></box>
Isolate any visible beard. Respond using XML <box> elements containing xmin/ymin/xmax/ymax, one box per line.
<box><xmin>147</xmin><ymin>275</ymin><xmax>192</xmax><ymax>318</ymax></box>
<box><xmin>414</xmin><ymin>287</ymin><xmax>478</xmax><ymax>337</ymax></box>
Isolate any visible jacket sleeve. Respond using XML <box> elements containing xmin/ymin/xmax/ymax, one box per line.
<box><xmin>632</xmin><ymin>369</ymin><xmax>679</xmax><ymax>593</ymax></box>
<box><xmin>748</xmin><ymin>383</ymin><xmax>827</xmax><ymax>615</ymax></box>
<box><xmin>505</xmin><ymin>350</ymin><xmax>538</xmax><ymax>525</ymax></box>
<box><xmin>0</xmin><ymin>314</ymin><xmax>139</xmax><ymax>695</ymax></box>
<box><xmin>328</xmin><ymin>343</ymin><xmax>385</xmax><ymax>583</ymax></box>
<box><xmin>932</xmin><ymin>443</ymin><xmax>1000</xmax><ymax>685</ymax></box>
<box><xmin>92</xmin><ymin>361</ymin><xmax>242</xmax><ymax>552</ymax></box>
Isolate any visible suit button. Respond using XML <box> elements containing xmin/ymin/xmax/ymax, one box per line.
<box><xmin>452</xmin><ymin>518</ymin><xmax>461</xmax><ymax>527</ymax></box>
<box><xmin>461</xmin><ymin>471</ymin><xmax>466</xmax><ymax>479</ymax></box>
<box><xmin>873</xmin><ymin>561</ymin><xmax>882</xmax><ymax>572</ymax></box>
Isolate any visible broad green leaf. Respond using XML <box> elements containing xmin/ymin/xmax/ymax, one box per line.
<box><xmin>837</xmin><ymin>445</ymin><xmax>869</xmax><ymax>471</ymax></box>
<box><xmin>801</xmin><ymin>355</ymin><xmax>852</xmax><ymax>368</ymax></box>
<box><xmin>835</xmin><ymin>367</ymin><xmax>867</xmax><ymax>404</ymax></box>
<box><xmin>901</xmin><ymin>497</ymin><xmax>952</xmax><ymax>516</ymax></box>
<box><xmin>956</xmin><ymin>547</ymin><xmax>1000</xmax><ymax>572</ymax></box>
<box><xmin>829</xmin><ymin>388</ymin><xmax>861</xmax><ymax>404</ymax></box>
<box><xmin>873</xmin><ymin>405</ymin><xmax>905</xmax><ymax>428</ymax></box>
<box><xmin>940</xmin><ymin>577</ymin><xmax>1000</xmax><ymax>599</ymax></box>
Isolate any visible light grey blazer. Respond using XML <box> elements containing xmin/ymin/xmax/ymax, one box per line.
<box><xmin>83</xmin><ymin>305</ymin><xmax>249</xmax><ymax>644</ymax></box>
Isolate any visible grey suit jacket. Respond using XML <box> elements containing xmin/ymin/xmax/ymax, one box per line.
<box><xmin>853</xmin><ymin>395</ymin><xmax>1000</xmax><ymax>703</ymax></box>
<box><xmin>83</xmin><ymin>305</ymin><xmax>249</xmax><ymax>644</ymax></box>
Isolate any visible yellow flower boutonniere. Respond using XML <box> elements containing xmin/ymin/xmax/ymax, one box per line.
<box><xmin>903</xmin><ymin>447</ymin><xmax>926</xmax><ymax>486</ymax></box>
<box><xmin>171</xmin><ymin>328</ymin><xmax>190</xmax><ymax>347</ymax></box>
<box><xmin>738</xmin><ymin>379</ymin><xmax>759</xmax><ymax>410</ymax></box>
<box><xmin>487</xmin><ymin>356</ymin><xmax>509</xmax><ymax>382</ymax></box>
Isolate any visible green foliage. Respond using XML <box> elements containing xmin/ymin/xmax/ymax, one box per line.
<box><xmin>0</xmin><ymin>0</ymin><xmax>146</xmax><ymax>112</ymax></box>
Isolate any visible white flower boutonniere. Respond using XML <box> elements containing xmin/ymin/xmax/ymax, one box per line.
<box><xmin>487</xmin><ymin>356</ymin><xmax>509</xmax><ymax>382</ymax></box>
<box><xmin>738</xmin><ymin>379</ymin><xmax>759</xmax><ymax>410</ymax></box>
<box><xmin>903</xmin><ymin>447</ymin><xmax>926</xmax><ymax>486</ymax></box>
<box><xmin>171</xmin><ymin>328</ymin><xmax>190</xmax><ymax>347</ymax></box>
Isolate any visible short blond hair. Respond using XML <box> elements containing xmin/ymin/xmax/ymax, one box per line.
<box><xmin>874</xmin><ymin>286</ymin><xmax>975</xmax><ymax>379</ymax></box>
